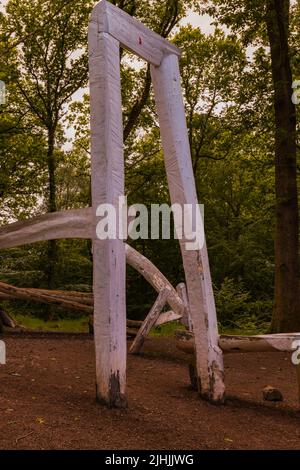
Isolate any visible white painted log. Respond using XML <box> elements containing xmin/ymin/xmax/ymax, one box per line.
<box><xmin>90</xmin><ymin>1</ymin><xmax>180</xmax><ymax>67</ymax></box>
<box><xmin>151</xmin><ymin>54</ymin><xmax>225</xmax><ymax>403</ymax></box>
<box><xmin>155</xmin><ymin>310</ymin><xmax>182</xmax><ymax>326</ymax></box>
<box><xmin>127</xmin><ymin>311</ymin><xmax>182</xmax><ymax>328</ymax></box>
<box><xmin>176</xmin><ymin>330</ymin><xmax>300</xmax><ymax>354</ymax></box>
<box><xmin>176</xmin><ymin>283</ymin><xmax>191</xmax><ymax>329</ymax></box>
<box><xmin>0</xmin><ymin>208</ymin><xmax>93</xmax><ymax>250</ymax></box>
<box><xmin>221</xmin><ymin>333</ymin><xmax>300</xmax><ymax>353</ymax></box>
<box><xmin>130</xmin><ymin>288</ymin><xmax>169</xmax><ymax>354</ymax></box>
<box><xmin>0</xmin><ymin>212</ymin><xmax>185</xmax><ymax>317</ymax></box>
<box><xmin>89</xmin><ymin>28</ymin><xmax>127</xmax><ymax>408</ymax></box>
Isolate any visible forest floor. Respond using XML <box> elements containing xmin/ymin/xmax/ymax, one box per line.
<box><xmin>0</xmin><ymin>333</ymin><xmax>300</xmax><ymax>450</ymax></box>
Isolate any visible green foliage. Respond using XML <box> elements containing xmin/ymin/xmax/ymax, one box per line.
<box><xmin>215</xmin><ymin>278</ymin><xmax>250</xmax><ymax>324</ymax></box>
<box><xmin>14</xmin><ymin>313</ymin><xmax>89</xmax><ymax>333</ymax></box>
<box><xmin>1</xmin><ymin>1</ymin><xmax>299</xmax><ymax>331</ymax></box>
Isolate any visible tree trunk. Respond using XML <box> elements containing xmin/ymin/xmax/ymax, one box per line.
<box><xmin>47</xmin><ymin>130</ymin><xmax>57</xmax><ymax>292</ymax></box>
<box><xmin>266</xmin><ymin>0</ymin><xmax>300</xmax><ymax>332</ymax></box>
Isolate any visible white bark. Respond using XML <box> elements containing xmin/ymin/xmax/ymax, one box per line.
<box><xmin>176</xmin><ymin>330</ymin><xmax>300</xmax><ymax>354</ymax></box>
<box><xmin>89</xmin><ymin>29</ymin><xmax>127</xmax><ymax>408</ymax></box>
<box><xmin>130</xmin><ymin>288</ymin><xmax>169</xmax><ymax>354</ymax></box>
<box><xmin>0</xmin><ymin>208</ymin><xmax>92</xmax><ymax>250</ymax></box>
<box><xmin>151</xmin><ymin>54</ymin><xmax>225</xmax><ymax>404</ymax></box>
<box><xmin>176</xmin><ymin>283</ymin><xmax>191</xmax><ymax>329</ymax></box>
<box><xmin>0</xmin><ymin>212</ymin><xmax>185</xmax><ymax>317</ymax></box>
<box><xmin>91</xmin><ymin>1</ymin><xmax>180</xmax><ymax>67</ymax></box>
<box><xmin>155</xmin><ymin>310</ymin><xmax>182</xmax><ymax>326</ymax></box>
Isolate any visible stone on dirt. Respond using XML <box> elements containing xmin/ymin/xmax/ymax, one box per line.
<box><xmin>263</xmin><ymin>385</ymin><xmax>283</xmax><ymax>402</ymax></box>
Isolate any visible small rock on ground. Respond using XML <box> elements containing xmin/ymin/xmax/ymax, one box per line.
<box><xmin>263</xmin><ymin>385</ymin><xmax>283</xmax><ymax>402</ymax></box>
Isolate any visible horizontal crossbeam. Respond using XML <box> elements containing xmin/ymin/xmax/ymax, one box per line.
<box><xmin>89</xmin><ymin>0</ymin><xmax>181</xmax><ymax>67</ymax></box>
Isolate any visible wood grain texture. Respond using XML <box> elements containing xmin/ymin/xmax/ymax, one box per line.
<box><xmin>176</xmin><ymin>283</ymin><xmax>191</xmax><ymax>329</ymax></box>
<box><xmin>89</xmin><ymin>29</ymin><xmax>127</xmax><ymax>408</ymax></box>
<box><xmin>176</xmin><ymin>330</ymin><xmax>300</xmax><ymax>354</ymax></box>
<box><xmin>130</xmin><ymin>288</ymin><xmax>169</xmax><ymax>354</ymax></box>
<box><xmin>155</xmin><ymin>310</ymin><xmax>182</xmax><ymax>326</ymax></box>
<box><xmin>151</xmin><ymin>54</ymin><xmax>225</xmax><ymax>404</ymax></box>
<box><xmin>0</xmin><ymin>211</ymin><xmax>185</xmax><ymax>319</ymax></box>
<box><xmin>0</xmin><ymin>208</ymin><xmax>92</xmax><ymax>250</ymax></box>
<box><xmin>90</xmin><ymin>1</ymin><xmax>180</xmax><ymax>67</ymax></box>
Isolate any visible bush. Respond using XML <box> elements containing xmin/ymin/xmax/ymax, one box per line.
<box><xmin>215</xmin><ymin>277</ymin><xmax>272</xmax><ymax>333</ymax></box>
<box><xmin>215</xmin><ymin>277</ymin><xmax>250</xmax><ymax>325</ymax></box>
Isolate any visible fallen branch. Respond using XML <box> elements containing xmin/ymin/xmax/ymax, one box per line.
<box><xmin>175</xmin><ymin>330</ymin><xmax>300</xmax><ymax>354</ymax></box>
<box><xmin>0</xmin><ymin>280</ymin><xmax>93</xmax><ymax>314</ymax></box>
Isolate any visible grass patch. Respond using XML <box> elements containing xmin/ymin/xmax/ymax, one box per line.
<box><xmin>15</xmin><ymin>314</ymin><xmax>89</xmax><ymax>333</ymax></box>
<box><xmin>150</xmin><ymin>321</ymin><xmax>185</xmax><ymax>337</ymax></box>
<box><xmin>11</xmin><ymin>314</ymin><xmax>269</xmax><ymax>337</ymax></box>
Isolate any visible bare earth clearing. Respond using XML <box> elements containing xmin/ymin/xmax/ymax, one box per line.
<box><xmin>0</xmin><ymin>334</ymin><xmax>300</xmax><ymax>450</ymax></box>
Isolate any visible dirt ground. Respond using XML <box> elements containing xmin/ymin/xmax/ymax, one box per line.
<box><xmin>0</xmin><ymin>333</ymin><xmax>300</xmax><ymax>450</ymax></box>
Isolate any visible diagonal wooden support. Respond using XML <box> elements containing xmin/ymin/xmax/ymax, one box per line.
<box><xmin>176</xmin><ymin>283</ymin><xmax>192</xmax><ymax>330</ymax></box>
<box><xmin>0</xmin><ymin>212</ymin><xmax>186</xmax><ymax>317</ymax></box>
<box><xmin>130</xmin><ymin>288</ymin><xmax>169</xmax><ymax>355</ymax></box>
<box><xmin>151</xmin><ymin>54</ymin><xmax>225</xmax><ymax>404</ymax></box>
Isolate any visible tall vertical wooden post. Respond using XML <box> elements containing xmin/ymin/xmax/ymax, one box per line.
<box><xmin>88</xmin><ymin>0</ymin><xmax>225</xmax><ymax>405</ymax></box>
<box><xmin>151</xmin><ymin>55</ymin><xmax>225</xmax><ymax>403</ymax></box>
<box><xmin>89</xmin><ymin>21</ymin><xmax>127</xmax><ymax>407</ymax></box>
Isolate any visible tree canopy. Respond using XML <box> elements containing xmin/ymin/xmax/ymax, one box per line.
<box><xmin>0</xmin><ymin>0</ymin><xmax>299</xmax><ymax>332</ymax></box>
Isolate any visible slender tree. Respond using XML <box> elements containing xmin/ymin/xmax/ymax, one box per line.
<box><xmin>202</xmin><ymin>0</ymin><xmax>300</xmax><ymax>332</ymax></box>
<box><xmin>2</xmin><ymin>0</ymin><xmax>93</xmax><ymax>288</ymax></box>
<box><xmin>266</xmin><ymin>1</ymin><xmax>299</xmax><ymax>332</ymax></box>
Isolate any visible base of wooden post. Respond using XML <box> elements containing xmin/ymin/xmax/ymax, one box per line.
<box><xmin>188</xmin><ymin>363</ymin><xmax>198</xmax><ymax>391</ymax></box>
<box><xmin>187</xmin><ymin>359</ymin><xmax>225</xmax><ymax>404</ymax></box>
<box><xmin>96</xmin><ymin>377</ymin><xmax>128</xmax><ymax>409</ymax></box>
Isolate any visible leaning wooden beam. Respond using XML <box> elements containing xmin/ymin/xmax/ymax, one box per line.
<box><xmin>130</xmin><ymin>289</ymin><xmax>169</xmax><ymax>355</ymax></box>
<box><xmin>176</xmin><ymin>283</ymin><xmax>191</xmax><ymax>329</ymax></box>
<box><xmin>0</xmin><ymin>213</ymin><xmax>184</xmax><ymax>316</ymax></box>
<box><xmin>175</xmin><ymin>330</ymin><xmax>300</xmax><ymax>354</ymax></box>
<box><xmin>90</xmin><ymin>0</ymin><xmax>180</xmax><ymax>67</ymax></box>
<box><xmin>151</xmin><ymin>54</ymin><xmax>225</xmax><ymax>403</ymax></box>
<box><xmin>0</xmin><ymin>208</ymin><xmax>92</xmax><ymax>250</ymax></box>
<box><xmin>89</xmin><ymin>25</ymin><xmax>127</xmax><ymax>408</ymax></box>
